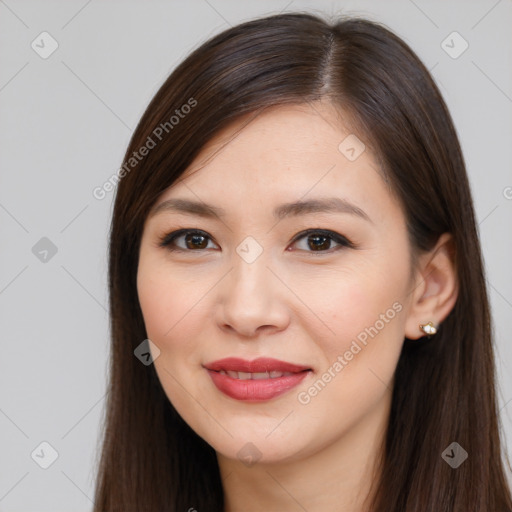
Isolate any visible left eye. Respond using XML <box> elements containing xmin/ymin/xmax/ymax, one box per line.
<box><xmin>158</xmin><ymin>228</ymin><xmax>354</xmax><ymax>254</ymax></box>
<box><xmin>290</xmin><ymin>229</ymin><xmax>354</xmax><ymax>253</ymax></box>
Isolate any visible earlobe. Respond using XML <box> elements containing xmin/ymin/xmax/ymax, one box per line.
<box><xmin>404</xmin><ymin>233</ymin><xmax>459</xmax><ymax>340</ymax></box>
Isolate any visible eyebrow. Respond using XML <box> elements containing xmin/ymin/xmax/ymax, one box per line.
<box><xmin>149</xmin><ymin>197</ymin><xmax>372</xmax><ymax>222</ymax></box>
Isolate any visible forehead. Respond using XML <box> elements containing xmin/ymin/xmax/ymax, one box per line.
<box><xmin>152</xmin><ymin>102</ymin><xmax>401</xmax><ymax>226</ymax></box>
<box><xmin>183</xmin><ymin>102</ymin><xmax>360</xmax><ymax>177</ymax></box>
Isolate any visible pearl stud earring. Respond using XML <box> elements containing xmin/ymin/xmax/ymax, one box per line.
<box><xmin>419</xmin><ymin>321</ymin><xmax>437</xmax><ymax>336</ymax></box>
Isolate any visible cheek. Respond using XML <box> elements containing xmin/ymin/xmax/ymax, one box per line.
<box><xmin>137</xmin><ymin>260</ymin><xmax>206</xmax><ymax>412</ymax></box>
<box><xmin>292</xmin><ymin>278</ymin><xmax>405</xmax><ymax>441</ymax></box>
<box><xmin>300</xmin><ymin>252</ymin><xmax>409</xmax><ymax>407</ymax></box>
<box><xmin>136</xmin><ymin>254</ymin><xmax>216</xmax><ymax>369</ymax></box>
<box><xmin>137</xmin><ymin>257</ymin><xmax>190</xmax><ymax>349</ymax></box>
<box><xmin>137</xmin><ymin>270</ymin><xmax>172</xmax><ymax>341</ymax></box>
<box><xmin>312</xmin><ymin>265</ymin><xmax>405</xmax><ymax>349</ymax></box>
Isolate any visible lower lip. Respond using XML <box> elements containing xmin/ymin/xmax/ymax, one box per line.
<box><xmin>206</xmin><ymin>370</ymin><xmax>310</xmax><ymax>401</ymax></box>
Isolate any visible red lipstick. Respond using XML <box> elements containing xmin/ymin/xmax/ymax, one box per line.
<box><xmin>203</xmin><ymin>357</ymin><xmax>311</xmax><ymax>402</ymax></box>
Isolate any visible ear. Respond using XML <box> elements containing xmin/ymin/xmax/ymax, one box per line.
<box><xmin>404</xmin><ymin>233</ymin><xmax>459</xmax><ymax>340</ymax></box>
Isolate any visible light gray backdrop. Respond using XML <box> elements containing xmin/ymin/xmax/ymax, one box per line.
<box><xmin>1</xmin><ymin>0</ymin><xmax>511</xmax><ymax>510</ymax></box>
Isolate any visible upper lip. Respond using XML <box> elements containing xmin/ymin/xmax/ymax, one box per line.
<box><xmin>203</xmin><ymin>357</ymin><xmax>311</xmax><ymax>373</ymax></box>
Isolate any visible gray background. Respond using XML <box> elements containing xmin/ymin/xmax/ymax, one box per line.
<box><xmin>0</xmin><ymin>0</ymin><xmax>511</xmax><ymax>510</ymax></box>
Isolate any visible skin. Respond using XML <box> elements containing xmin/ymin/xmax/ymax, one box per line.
<box><xmin>137</xmin><ymin>102</ymin><xmax>458</xmax><ymax>512</ymax></box>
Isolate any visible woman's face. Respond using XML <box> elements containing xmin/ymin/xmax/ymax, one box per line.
<box><xmin>137</xmin><ymin>102</ymin><xmax>417</xmax><ymax>465</ymax></box>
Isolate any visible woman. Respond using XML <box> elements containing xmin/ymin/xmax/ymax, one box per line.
<box><xmin>93</xmin><ymin>12</ymin><xmax>512</xmax><ymax>511</ymax></box>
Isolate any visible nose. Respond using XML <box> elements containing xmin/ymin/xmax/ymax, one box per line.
<box><xmin>214</xmin><ymin>250</ymin><xmax>290</xmax><ymax>339</ymax></box>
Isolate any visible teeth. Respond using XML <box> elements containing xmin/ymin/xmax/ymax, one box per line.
<box><xmin>252</xmin><ymin>372</ymin><xmax>270</xmax><ymax>380</ymax></box>
<box><xmin>219</xmin><ymin>370</ymin><xmax>295</xmax><ymax>380</ymax></box>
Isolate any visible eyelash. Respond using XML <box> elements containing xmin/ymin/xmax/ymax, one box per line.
<box><xmin>157</xmin><ymin>228</ymin><xmax>355</xmax><ymax>255</ymax></box>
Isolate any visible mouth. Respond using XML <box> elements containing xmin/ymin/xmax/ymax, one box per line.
<box><xmin>203</xmin><ymin>357</ymin><xmax>312</xmax><ymax>402</ymax></box>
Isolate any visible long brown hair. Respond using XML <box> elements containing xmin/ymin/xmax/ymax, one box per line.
<box><xmin>93</xmin><ymin>12</ymin><xmax>512</xmax><ymax>511</ymax></box>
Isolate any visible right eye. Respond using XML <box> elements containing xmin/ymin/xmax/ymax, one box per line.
<box><xmin>158</xmin><ymin>229</ymin><xmax>219</xmax><ymax>252</ymax></box>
